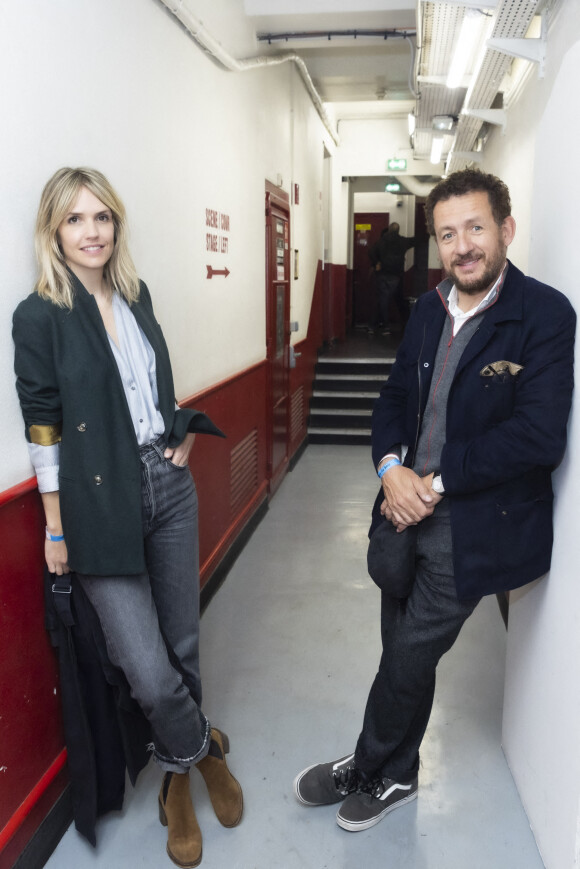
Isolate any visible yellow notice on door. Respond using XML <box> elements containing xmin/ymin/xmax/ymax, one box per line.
<box><xmin>356</xmin><ymin>224</ymin><xmax>371</xmax><ymax>231</ymax></box>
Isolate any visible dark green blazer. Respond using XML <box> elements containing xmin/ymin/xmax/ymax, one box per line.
<box><xmin>13</xmin><ymin>273</ymin><xmax>223</xmax><ymax>576</ymax></box>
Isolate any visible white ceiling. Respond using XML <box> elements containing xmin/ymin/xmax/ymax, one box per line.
<box><xmin>245</xmin><ymin>1</ymin><xmax>416</xmax><ymax>108</ymax></box>
<box><xmin>241</xmin><ymin>0</ymin><xmax>548</xmax><ymax>176</ymax></box>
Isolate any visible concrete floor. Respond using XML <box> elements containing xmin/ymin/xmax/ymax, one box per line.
<box><xmin>44</xmin><ymin>445</ymin><xmax>543</xmax><ymax>869</ymax></box>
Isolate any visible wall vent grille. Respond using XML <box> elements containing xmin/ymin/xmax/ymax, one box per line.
<box><xmin>230</xmin><ymin>429</ymin><xmax>258</xmax><ymax>516</ymax></box>
<box><xmin>290</xmin><ymin>386</ymin><xmax>305</xmax><ymax>444</ymax></box>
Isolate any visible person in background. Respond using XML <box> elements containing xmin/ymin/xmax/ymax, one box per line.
<box><xmin>368</xmin><ymin>222</ymin><xmax>415</xmax><ymax>334</ymax></box>
<box><xmin>13</xmin><ymin>167</ymin><xmax>243</xmax><ymax>868</ymax></box>
<box><xmin>294</xmin><ymin>169</ymin><xmax>575</xmax><ymax>834</ymax></box>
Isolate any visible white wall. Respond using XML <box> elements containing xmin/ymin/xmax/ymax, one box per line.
<box><xmin>330</xmin><ymin>117</ymin><xmax>433</xmax><ymax>265</ymax></box>
<box><xmin>481</xmin><ymin>4</ymin><xmax>580</xmax><ymax>866</ymax></box>
<box><xmin>0</xmin><ymin>0</ymin><xmax>333</xmax><ymax>492</ymax></box>
<box><xmin>334</xmin><ymin>117</ymin><xmax>433</xmax><ymax>178</ymax></box>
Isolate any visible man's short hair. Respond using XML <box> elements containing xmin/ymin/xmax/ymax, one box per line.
<box><xmin>424</xmin><ymin>169</ymin><xmax>511</xmax><ymax>236</ymax></box>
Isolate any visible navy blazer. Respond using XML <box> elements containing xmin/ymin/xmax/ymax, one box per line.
<box><xmin>13</xmin><ymin>273</ymin><xmax>223</xmax><ymax>576</ymax></box>
<box><xmin>371</xmin><ymin>262</ymin><xmax>576</xmax><ymax>599</ymax></box>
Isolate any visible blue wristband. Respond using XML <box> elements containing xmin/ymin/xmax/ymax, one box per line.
<box><xmin>46</xmin><ymin>527</ymin><xmax>65</xmax><ymax>542</ymax></box>
<box><xmin>378</xmin><ymin>458</ymin><xmax>401</xmax><ymax>478</ymax></box>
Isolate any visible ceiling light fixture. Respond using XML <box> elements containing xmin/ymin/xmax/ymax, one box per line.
<box><xmin>432</xmin><ymin>115</ymin><xmax>455</xmax><ymax>131</ymax></box>
<box><xmin>446</xmin><ymin>8</ymin><xmax>481</xmax><ymax>89</ymax></box>
<box><xmin>430</xmin><ymin>136</ymin><xmax>444</xmax><ymax>164</ymax></box>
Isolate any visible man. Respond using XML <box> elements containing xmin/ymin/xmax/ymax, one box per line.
<box><xmin>368</xmin><ymin>222</ymin><xmax>415</xmax><ymax>333</ymax></box>
<box><xmin>293</xmin><ymin>170</ymin><xmax>575</xmax><ymax>832</ymax></box>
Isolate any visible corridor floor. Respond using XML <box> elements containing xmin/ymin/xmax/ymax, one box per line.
<box><xmin>44</xmin><ymin>445</ymin><xmax>544</xmax><ymax>869</ymax></box>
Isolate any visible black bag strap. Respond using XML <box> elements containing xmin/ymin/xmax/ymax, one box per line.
<box><xmin>50</xmin><ymin>572</ymin><xmax>76</xmax><ymax>628</ymax></box>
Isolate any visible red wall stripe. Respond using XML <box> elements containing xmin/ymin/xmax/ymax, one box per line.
<box><xmin>0</xmin><ymin>476</ymin><xmax>37</xmax><ymax>508</ymax></box>
<box><xmin>0</xmin><ymin>751</ymin><xmax>67</xmax><ymax>852</ymax></box>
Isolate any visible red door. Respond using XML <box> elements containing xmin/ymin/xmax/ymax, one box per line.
<box><xmin>265</xmin><ymin>183</ymin><xmax>291</xmax><ymax>494</ymax></box>
<box><xmin>352</xmin><ymin>212</ymin><xmax>390</xmax><ymax>327</ymax></box>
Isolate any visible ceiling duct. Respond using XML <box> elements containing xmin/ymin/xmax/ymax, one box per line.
<box><xmin>413</xmin><ymin>0</ymin><xmax>544</xmax><ymax>173</ymax></box>
<box><xmin>395</xmin><ymin>175</ymin><xmax>437</xmax><ymax>197</ymax></box>
<box><xmin>158</xmin><ymin>0</ymin><xmax>340</xmax><ymax>145</ymax></box>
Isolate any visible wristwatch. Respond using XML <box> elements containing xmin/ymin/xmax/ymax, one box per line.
<box><xmin>432</xmin><ymin>474</ymin><xmax>445</xmax><ymax>495</ymax></box>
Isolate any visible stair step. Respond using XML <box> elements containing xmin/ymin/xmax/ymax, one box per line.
<box><xmin>311</xmin><ymin>397</ymin><xmax>376</xmax><ymax>414</ymax></box>
<box><xmin>312</xmin><ymin>389</ymin><xmax>379</xmax><ymax>398</ymax></box>
<box><xmin>309</xmin><ymin>413</ymin><xmax>371</xmax><ymax>430</ymax></box>
<box><xmin>314</xmin><ymin>371</ymin><xmax>385</xmax><ymax>383</ymax></box>
<box><xmin>310</xmin><ymin>407</ymin><xmax>372</xmax><ymax>417</ymax></box>
<box><xmin>308</xmin><ymin>425</ymin><xmax>371</xmax><ymax>436</ymax></box>
<box><xmin>308</xmin><ymin>427</ymin><xmax>372</xmax><ymax>445</ymax></box>
<box><xmin>309</xmin><ymin>353</ymin><xmax>392</xmax><ymax>445</ymax></box>
<box><xmin>318</xmin><ymin>357</ymin><xmax>395</xmax><ymax>364</ymax></box>
<box><xmin>316</xmin><ymin>357</ymin><xmax>394</xmax><ymax>375</ymax></box>
<box><xmin>313</xmin><ymin>377</ymin><xmax>387</xmax><ymax>398</ymax></box>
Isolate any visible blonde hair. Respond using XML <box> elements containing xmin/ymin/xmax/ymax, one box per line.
<box><xmin>34</xmin><ymin>167</ymin><xmax>140</xmax><ymax>308</ymax></box>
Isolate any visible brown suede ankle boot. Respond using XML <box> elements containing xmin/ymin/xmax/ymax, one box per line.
<box><xmin>158</xmin><ymin>771</ymin><xmax>202</xmax><ymax>867</ymax></box>
<box><xmin>196</xmin><ymin>729</ymin><xmax>243</xmax><ymax>827</ymax></box>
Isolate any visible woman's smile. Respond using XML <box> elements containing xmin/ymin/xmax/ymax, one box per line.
<box><xmin>57</xmin><ymin>186</ymin><xmax>115</xmax><ymax>278</ymax></box>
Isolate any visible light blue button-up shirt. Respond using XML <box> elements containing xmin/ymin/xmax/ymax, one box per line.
<box><xmin>30</xmin><ymin>293</ymin><xmax>165</xmax><ymax>493</ymax></box>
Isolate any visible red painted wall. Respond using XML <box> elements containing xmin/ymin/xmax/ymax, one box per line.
<box><xmin>288</xmin><ymin>260</ymin><xmax>325</xmax><ymax>456</ymax></box>
<box><xmin>428</xmin><ymin>267</ymin><xmax>444</xmax><ymax>291</ymax></box>
<box><xmin>322</xmin><ymin>263</ymin><xmax>347</xmax><ymax>345</ymax></box>
<box><xmin>0</xmin><ymin>483</ymin><xmax>66</xmax><ymax>869</ymax></box>
<box><xmin>186</xmin><ymin>362</ymin><xmax>269</xmax><ymax>585</ymax></box>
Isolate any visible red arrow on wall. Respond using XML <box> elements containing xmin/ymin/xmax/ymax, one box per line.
<box><xmin>206</xmin><ymin>266</ymin><xmax>230</xmax><ymax>279</ymax></box>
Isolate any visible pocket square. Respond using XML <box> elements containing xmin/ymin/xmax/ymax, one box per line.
<box><xmin>480</xmin><ymin>360</ymin><xmax>524</xmax><ymax>377</ymax></box>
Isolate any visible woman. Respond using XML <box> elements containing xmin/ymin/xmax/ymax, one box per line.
<box><xmin>13</xmin><ymin>167</ymin><xmax>242</xmax><ymax>868</ymax></box>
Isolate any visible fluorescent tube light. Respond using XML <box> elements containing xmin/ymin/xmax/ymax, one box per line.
<box><xmin>430</xmin><ymin>136</ymin><xmax>444</xmax><ymax>164</ymax></box>
<box><xmin>447</xmin><ymin>9</ymin><xmax>481</xmax><ymax>89</ymax></box>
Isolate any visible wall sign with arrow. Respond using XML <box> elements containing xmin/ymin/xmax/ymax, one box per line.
<box><xmin>206</xmin><ymin>265</ymin><xmax>230</xmax><ymax>279</ymax></box>
<box><xmin>205</xmin><ymin>206</ymin><xmax>231</xmax><ymax>279</ymax></box>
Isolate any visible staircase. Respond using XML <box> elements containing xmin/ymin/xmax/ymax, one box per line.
<box><xmin>308</xmin><ymin>356</ymin><xmax>393</xmax><ymax>445</ymax></box>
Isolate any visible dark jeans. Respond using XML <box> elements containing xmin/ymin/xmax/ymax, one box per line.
<box><xmin>354</xmin><ymin>507</ymin><xmax>480</xmax><ymax>782</ymax></box>
<box><xmin>78</xmin><ymin>437</ymin><xmax>210</xmax><ymax>773</ymax></box>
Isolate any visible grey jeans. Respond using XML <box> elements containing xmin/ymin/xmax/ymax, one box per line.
<box><xmin>78</xmin><ymin>437</ymin><xmax>210</xmax><ymax>772</ymax></box>
<box><xmin>355</xmin><ymin>505</ymin><xmax>480</xmax><ymax>782</ymax></box>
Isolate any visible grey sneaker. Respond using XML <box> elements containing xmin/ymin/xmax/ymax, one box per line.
<box><xmin>293</xmin><ymin>754</ymin><xmax>359</xmax><ymax>806</ymax></box>
<box><xmin>336</xmin><ymin>774</ymin><xmax>418</xmax><ymax>831</ymax></box>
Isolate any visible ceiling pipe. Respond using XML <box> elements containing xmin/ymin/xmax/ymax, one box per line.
<box><xmin>158</xmin><ymin>0</ymin><xmax>340</xmax><ymax>146</ymax></box>
<box><xmin>257</xmin><ymin>29</ymin><xmax>416</xmax><ymax>44</ymax></box>
<box><xmin>413</xmin><ymin>0</ymin><xmax>424</xmax><ymax>98</ymax></box>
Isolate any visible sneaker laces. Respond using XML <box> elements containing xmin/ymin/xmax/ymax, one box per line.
<box><xmin>332</xmin><ymin>764</ymin><xmax>359</xmax><ymax>796</ymax></box>
<box><xmin>357</xmin><ymin>774</ymin><xmax>386</xmax><ymax>798</ymax></box>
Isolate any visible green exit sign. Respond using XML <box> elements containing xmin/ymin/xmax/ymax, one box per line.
<box><xmin>387</xmin><ymin>158</ymin><xmax>407</xmax><ymax>171</ymax></box>
<box><xmin>386</xmin><ymin>183</ymin><xmax>400</xmax><ymax>192</ymax></box>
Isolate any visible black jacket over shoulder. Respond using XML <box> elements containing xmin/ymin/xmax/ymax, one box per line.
<box><xmin>13</xmin><ymin>273</ymin><xmax>223</xmax><ymax>575</ymax></box>
<box><xmin>45</xmin><ymin>570</ymin><xmax>151</xmax><ymax>845</ymax></box>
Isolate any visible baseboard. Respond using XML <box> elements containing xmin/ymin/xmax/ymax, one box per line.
<box><xmin>200</xmin><ymin>498</ymin><xmax>269</xmax><ymax>613</ymax></box>
<box><xmin>10</xmin><ymin>789</ymin><xmax>73</xmax><ymax>869</ymax></box>
<box><xmin>289</xmin><ymin>436</ymin><xmax>308</xmax><ymax>471</ymax></box>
